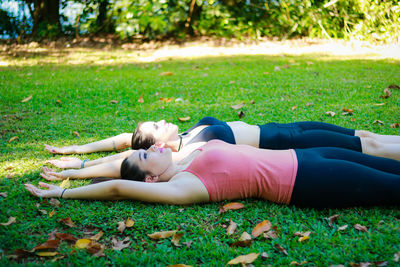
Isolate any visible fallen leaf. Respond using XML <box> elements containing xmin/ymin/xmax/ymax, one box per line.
<box><xmin>327</xmin><ymin>214</ymin><xmax>341</xmax><ymax>227</ymax></box>
<box><xmin>229</xmin><ymin>80</ymin><xmax>236</xmax><ymax>84</ymax></box>
<box><xmin>183</xmin><ymin>241</ymin><xmax>192</xmax><ymax>248</ymax></box>
<box><xmin>274</xmin><ymin>244</ymin><xmax>288</xmax><ymax>256</ymax></box>
<box><xmin>388</xmin><ymin>84</ymin><xmax>400</xmax><ymax>89</ymax></box>
<box><xmin>167</xmin><ymin>265</ymin><xmax>193</xmax><ymax>267</ymax></box>
<box><xmin>126</xmin><ymin>218</ymin><xmax>134</xmax><ymax>227</ymax></box>
<box><xmin>112</xmin><ymin>237</ymin><xmax>131</xmax><ymax>251</ymax></box>
<box><xmin>137</xmin><ymin>95</ymin><xmax>144</xmax><ymax>103</ymax></box>
<box><xmin>55</xmin><ymin>233</ymin><xmax>77</xmax><ymax>243</ymax></box>
<box><xmin>290</xmin><ymin>261</ymin><xmax>308</xmax><ymax>265</ymax></box>
<box><xmin>21</xmin><ymin>95</ymin><xmax>33</xmax><ymax>103</ymax></box>
<box><xmin>373</xmin><ymin>103</ymin><xmax>386</xmax><ymax>106</ymax></box>
<box><xmin>261</xmin><ymin>252</ymin><xmax>269</xmax><ymax>260</ymax></box>
<box><xmin>73</xmin><ymin>131</ymin><xmax>80</xmax><ymax>137</ymax></box>
<box><xmin>87</xmin><ymin>241</ymin><xmax>105</xmax><ymax>257</ymax></box>
<box><xmin>38</xmin><ymin>209</ymin><xmax>47</xmax><ymax>215</ymax></box>
<box><xmin>1</xmin><ymin>216</ymin><xmax>16</xmax><ymax>226</ymax></box>
<box><xmin>373</xmin><ymin>120</ymin><xmax>384</xmax><ymax>125</ymax></box>
<box><xmin>282</xmin><ymin>64</ymin><xmax>291</xmax><ymax>69</ymax></box>
<box><xmin>117</xmin><ymin>221</ymin><xmax>126</xmax><ymax>233</ymax></box>
<box><xmin>390</xmin><ymin>123</ymin><xmax>399</xmax><ymax>128</ymax></box>
<box><xmin>75</xmin><ymin>239</ymin><xmax>92</xmax><ymax>249</ymax></box>
<box><xmin>249</xmin><ymin>100</ymin><xmax>255</xmax><ymax>104</ymax></box>
<box><xmin>354</xmin><ymin>224</ymin><xmax>368</xmax><ymax>232</ymax></box>
<box><xmin>373</xmin><ymin>261</ymin><xmax>388</xmax><ymax>266</ymax></box>
<box><xmin>274</xmin><ymin>66</ymin><xmax>281</xmax><ymax>71</ymax></box>
<box><xmin>338</xmin><ymin>225</ymin><xmax>348</xmax><ymax>231</ymax></box>
<box><xmin>33</xmin><ymin>239</ymin><xmax>60</xmax><ymax>251</ymax></box>
<box><xmin>90</xmin><ymin>231</ymin><xmax>104</xmax><ymax>241</ymax></box>
<box><xmin>37</xmin><ymin>251</ymin><xmax>59</xmax><ymax>257</ymax></box>
<box><xmin>59</xmin><ymin>217</ymin><xmax>76</xmax><ymax>228</ymax></box>
<box><xmin>219</xmin><ymin>202</ymin><xmax>245</xmax><ymax>214</ymax></box>
<box><xmin>263</xmin><ymin>230</ymin><xmax>278</xmax><ymax>240</ymax></box>
<box><xmin>291</xmin><ymin>106</ymin><xmax>297</xmax><ymax>111</ymax></box>
<box><xmin>178</xmin><ymin>117</ymin><xmax>191</xmax><ymax>122</ymax></box>
<box><xmin>227</xmin><ymin>253</ymin><xmax>259</xmax><ymax>265</ymax></box>
<box><xmin>394</xmin><ymin>251</ymin><xmax>400</xmax><ymax>262</ymax></box>
<box><xmin>159</xmin><ymin>72</ymin><xmax>174</xmax><ymax>76</ymax></box>
<box><xmin>238</xmin><ymin>111</ymin><xmax>245</xmax><ymax>119</ymax></box>
<box><xmin>325</xmin><ymin>111</ymin><xmax>336</xmax><ymax>117</ymax></box>
<box><xmin>171</xmin><ymin>232</ymin><xmax>184</xmax><ymax>247</ymax></box>
<box><xmin>349</xmin><ymin>262</ymin><xmax>372</xmax><ymax>267</ymax></box>
<box><xmin>366</xmin><ymin>85</ymin><xmax>372</xmax><ymax>88</ymax></box>
<box><xmin>231</xmin><ymin>103</ymin><xmax>245</xmax><ymax>110</ymax></box>
<box><xmin>9</xmin><ymin>136</ymin><xmax>19</xmax><ymax>142</ymax></box>
<box><xmin>49</xmin><ymin>198</ymin><xmax>60</xmax><ymax>207</ymax></box>
<box><xmin>380</xmin><ymin>88</ymin><xmax>391</xmax><ymax>99</ymax></box>
<box><xmin>343</xmin><ymin>108</ymin><xmax>354</xmax><ymax>114</ymax></box>
<box><xmin>110</xmin><ymin>100</ymin><xmax>119</xmax><ymax>104</ymax></box>
<box><xmin>59</xmin><ymin>178</ymin><xmax>70</xmax><ymax>189</ymax></box>
<box><xmin>239</xmin><ymin>231</ymin><xmax>252</xmax><ymax>241</ymax></box>
<box><xmin>305</xmin><ymin>102</ymin><xmax>313</xmax><ymax>107</ymax></box>
<box><xmin>263</xmin><ymin>72</ymin><xmax>270</xmax><ymax>75</ymax></box>
<box><xmin>230</xmin><ymin>239</ymin><xmax>253</xmax><ymax>247</ymax></box>
<box><xmin>12</xmin><ymin>249</ymin><xmax>34</xmax><ymax>259</ymax></box>
<box><xmin>49</xmin><ymin>210</ymin><xmax>55</xmax><ymax>217</ymax></box>
<box><xmin>306</xmin><ymin>61</ymin><xmax>314</xmax><ymax>65</ymax></box>
<box><xmin>0</xmin><ymin>192</ymin><xmax>7</xmax><ymax>198</ymax></box>
<box><xmin>294</xmin><ymin>231</ymin><xmax>311</xmax><ymax>242</ymax></box>
<box><xmin>251</xmin><ymin>220</ymin><xmax>271</xmax><ymax>238</ymax></box>
<box><xmin>226</xmin><ymin>220</ymin><xmax>237</xmax><ymax>235</ymax></box>
<box><xmin>160</xmin><ymin>97</ymin><xmax>173</xmax><ymax>103</ymax></box>
<box><xmin>148</xmin><ymin>230</ymin><xmax>176</xmax><ymax>239</ymax></box>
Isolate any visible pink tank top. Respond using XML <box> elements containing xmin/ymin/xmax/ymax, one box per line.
<box><xmin>184</xmin><ymin>140</ymin><xmax>298</xmax><ymax>205</ymax></box>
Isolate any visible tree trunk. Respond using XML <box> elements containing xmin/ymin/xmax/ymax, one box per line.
<box><xmin>31</xmin><ymin>0</ymin><xmax>60</xmax><ymax>36</ymax></box>
<box><xmin>96</xmin><ymin>0</ymin><xmax>109</xmax><ymax>33</ymax></box>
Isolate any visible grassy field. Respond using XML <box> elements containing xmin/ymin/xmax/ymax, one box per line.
<box><xmin>0</xmin><ymin>43</ymin><xmax>400</xmax><ymax>266</ymax></box>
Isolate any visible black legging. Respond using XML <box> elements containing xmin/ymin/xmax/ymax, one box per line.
<box><xmin>290</xmin><ymin>147</ymin><xmax>400</xmax><ymax>208</ymax></box>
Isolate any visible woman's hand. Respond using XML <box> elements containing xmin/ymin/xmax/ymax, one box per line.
<box><xmin>46</xmin><ymin>157</ymin><xmax>82</xmax><ymax>169</ymax></box>
<box><xmin>44</xmin><ymin>144</ymin><xmax>79</xmax><ymax>154</ymax></box>
<box><xmin>40</xmin><ymin>167</ymin><xmax>69</xmax><ymax>181</ymax></box>
<box><xmin>25</xmin><ymin>182</ymin><xmax>64</xmax><ymax>198</ymax></box>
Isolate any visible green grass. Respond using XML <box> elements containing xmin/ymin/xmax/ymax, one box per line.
<box><xmin>0</xmin><ymin>47</ymin><xmax>400</xmax><ymax>266</ymax></box>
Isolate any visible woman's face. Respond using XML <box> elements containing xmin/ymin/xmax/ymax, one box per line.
<box><xmin>139</xmin><ymin>120</ymin><xmax>179</xmax><ymax>143</ymax></box>
<box><xmin>128</xmin><ymin>145</ymin><xmax>173</xmax><ymax>181</ymax></box>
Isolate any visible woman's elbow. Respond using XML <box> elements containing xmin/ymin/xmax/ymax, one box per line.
<box><xmin>107</xmin><ymin>180</ymin><xmax>124</xmax><ymax>199</ymax></box>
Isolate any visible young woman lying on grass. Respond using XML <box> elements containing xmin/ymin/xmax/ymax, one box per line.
<box><xmin>28</xmin><ymin>140</ymin><xmax>400</xmax><ymax>208</ymax></box>
<box><xmin>45</xmin><ymin>117</ymin><xmax>400</xmax><ymax>172</ymax></box>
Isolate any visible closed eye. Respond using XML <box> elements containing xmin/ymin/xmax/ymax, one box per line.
<box><xmin>143</xmin><ymin>152</ymin><xmax>148</xmax><ymax>159</ymax></box>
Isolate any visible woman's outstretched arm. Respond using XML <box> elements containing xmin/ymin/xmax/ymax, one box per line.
<box><xmin>25</xmin><ymin>174</ymin><xmax>209</xmax><ymax>204</ymax></box>
<box><xmin>45</xmin><ymin>133</ymin><xmax>133</xmax><ymax>154</ymax></box>
<box><xmin>47</xmin><ymin>150</ymin><xmax>135</xmax><ymax>169</ymax></box>
<box><xmin>41</xmin><ymin>159</ymin><xmax>124</xmax><ymax>180</ymax></box>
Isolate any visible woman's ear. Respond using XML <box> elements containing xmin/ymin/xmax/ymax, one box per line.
<box><xmin>145</xmin><ymin>175</ymin><xmax>159</xmax><ymax>183</ymax></box>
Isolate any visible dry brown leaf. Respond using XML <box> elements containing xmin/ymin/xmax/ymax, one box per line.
<box><xmin>9</xmin><ymin>136</ymin><xmax>19</xmax><ymax>143</ymax></box>
<box><xmin>306</xmin><ymin>61</ymin><xmax>314</xmax><ymax>65</ymax></box>
<box><xmin>226</xmin><ymin>220</ymin><xmax>237</xmax><ymax>235</ymax></box>
<box><xmin>343</xmin><ymin>108</ymin><xmax>354</xmax><ymax>114</ymax></box>
<box><xmin>380</xmin><ymin>88</ymin><xmax>391</xmax><ymax>99</ymax></box>
<box><xmin>1</xmin><ymin>216</ymin><xmax>16</xmax><ymax>226</ymax></box>
<box><xmin>21</xmin><ymin>95</ymin><xmax>33</xmax><ymax>103</ymax></box>
<box><xmin>229</xmin><ymin>80</ymin><xmax>236</xmax><ymax>84</ymax></box>
<box><xmin>171</xmin><ymin>232</ymin><xmax>184</xmax><ymax>247</ymax></box>
<box><xmin>325</xmin><ymin>111</ymin><xmax>336</xmax><ymax>117</ymax></box>
<box><xmin>0</xmin><ymin>192</ymin><xmax>7</xmax><ymax>198</ymax></box>
<box><xmin>338</xmin><ymin>225</ymin><xmax>348</xmax><ymax>231</ymax></box>
<box><xmin>251</xmin><ymin>220</ymin><xmax>271</xmax><ymax>238</ymax></box>
<box><xmin>49</xmin><ymin>198</ymin><xmax>60</xmax><ymax>207</ymax></box>
<box><xmin>327</xmin><ymin>214</ymin><xmax>341</xmax><ymax>227</ymax></box>
<box><xmin>38</xmin><ymin>209</ymin><xmax>47</xmax><ymax>215</ymax></box>
<box><xmin>250</xmin><ymin>100</ymin><xmax>256</xmax><ymax>104</ymax></box>
<box><xmin>90</xmin><ymin>231</ymin><xmax>104</xmax><ymax>241</ymax></box>
<box><xmin>354</xmin><ymin>224</ymin><xmax>368</xmax><ymax>232</ymax></box>
<box><xmin>126</xmin><ymin>218</ymin><xmax>134</xmax><ymax>227</ymax></box>
<box><xmin>390</xmin><ymin>123</ymin><xmax>399</xmax><ymax>128</ymax></box>
<box><xmin>305</xmin><ymin>102</ymin><xmax>313</xmax><ymax>107</ymax></box>
<box><xmin>274</xmin><ymin>244</ymin><xmax>288</xmax><ymax>256</ymax></box>
<box><xmin>219</xmin><ymin>202</ymin><xmax>245</xmax><ymax>214</ymax></box>
<box><xmin>373</xmin><ymin>120</ymin><xmax>384</xmax><ymax>125</ymax></box>
<box><xmin>75</xmin><ymin>239</ymin><xmax>92</xmax><ymax>249</ymax></box>
<box><xmin>349</xmin><ymin>262</ymin><xmax>372</xmax><ymax>267</ymax></box>
<box><xmin>148</xmin><ymin>230</ymin><xmax>176</xmax><ymax>239</ymax></box>
<box><xmin>110</xmin><ymin>100</ymin><xmax>119</xmax><ymax>104</ymax></box>
<box><xmin>231</xmin><ymin>103</ymin><xmax>245</xmax><ymax>110</ymax></box>
<box><xmin>33</xmin><ymin>239</ymin><xmax>60</xmax><ymax>251</ymax></box>
<box><xmin>73</xmin><ymin>131</ymin><xmax>80</xmax><ymax>137</ymax></box>
<box><xmin>230</xmin><ymin>239</ymin><xmax>253</xmax><ymax>248</ymax></box>
<box><xmin>373</xmin><ymin>103</ymin><xmax>386</xmax><ymax>106</ymax></box>
<box><xmin>388</xmin><ymin>84</ymin><xmax>400</xmax><ymax>89</ymax></box>
<box><xmin>54</xmin><ymin>233</ymin><xmax>77</xmax><ymax>243</ymax></box>
<box><xmin>159</xmin><ymin>72</ymin><xmax>174</xmax><ymax>76</ymax></box>
<box><xmin>291</xmin><ymin>106</ymin><xmax>297</xmax><ymax>111</ymax></box>
<box><xmin>274</xmin><ymin>66</ymin><xmax>281</xmax><ymax>71</ymax></box>
<box><xmin>238</xmin><ymin>110</ymin><xmax>245</xmax><ymax>119</ymax></box>
<box><xmin>183</xmin><ymin>241</ymin><xmax>193</xmax><ymax>248</ymax></box>
<box><xmin>227</xmin><ymin>253</ymin><xmax>259</xmax><ymax>265</ymax></box>
<box><xmin>49</xmin><ymin>210</ymin><xmax>55</xmax><ymax>217</ymax></box>
<box><xmin>160</xmin><ymin>97</ymin><xmax>173</xmax><ymax>103</ymax></box>
<box><xmin>137</xmin><ymin>95</ymin><xmax>144</xmax><ymax>103</ymax></box>
<box><xmin>87</xmin><ymin>241</ymin><xmax>105</xmax><ymax>257</ymax></box>
<box><xmin>59</xmin><ymin>217</ymin><xmax>76</xmax><ymax>228</ymax></box>
<box><xmin>167</xmin><ymin>265</ymin><xmax>193</xmax><ymax>267</ymax></box>
<box><xmin>59</xmin><ymin>178</ymin><xmax>70</xmax><ymax>189</ymax></box>
<box><xmin>37</xmin><ymin>251</ymin><xmax>59</xmax><ymax>257</ymax></box>
<box><xmin>373</xmin><ymin>261</ymin><xmax>388</xmax><ymax>266</ymax></box>
<box><xmin>178</xmin><ymin>117</ymin><xmax>191</xmax><ymax>122</ymax></box>
<box><xmin>394</xmin><ymin>251</ymin><xmax>400</xmax><ymax>262</ymax></box>
<box><xmin>261</xmin><ymin>252</ymin><xmax>269</xmax><ymax>260</ymax></box>
<box><xmin>239</xmin><ymin>231</ymin><xmax>252</xmax><ymax>241</ymax></box>
<box><xmin>290</xmin><ymin>261</ymin><xmax>308</xmax><ymax>265</ymax></box>
<box><xmin>112</xmin><ymin>237</ymin><xmax>131</xmax><ymax>251</ymax></box>
<box><xmin>263</xmin><ymin>230</ymin><xmax>278</xmax><ymax>240</ymax></box>
<box><xmin>294</xmin><ymin>231</ymin><xmax>311</xmax><ymax>242</ymax></box>
<box><xmin>117</xmin><ymin>221</ymin><xmax>126</xmax><ymax>233</ymax></box>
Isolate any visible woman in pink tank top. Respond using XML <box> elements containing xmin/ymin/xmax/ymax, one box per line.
<box><xmin>26</xmin><ymin>140</ymin><xmax>400</xmax><ymax>208</ymax></box>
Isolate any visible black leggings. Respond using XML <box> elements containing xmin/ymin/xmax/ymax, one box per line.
<box><xmin>259</xmin><ymin>121</ymin><xmax>362</xmax><ymax>151</ymax></box>
<box><xmin>290</xmin><ymin>148</ymin><xmax>400</xmax><ymax>208</ymax></box>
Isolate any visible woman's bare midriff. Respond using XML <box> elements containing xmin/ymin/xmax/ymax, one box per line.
<box><xmin>227</xmin><ymin>121</ymin><xmax>260</xmax><ymax>147</ymax></box>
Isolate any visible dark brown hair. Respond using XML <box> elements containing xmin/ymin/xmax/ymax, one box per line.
<box><xmin>120</xmin><ymin>157</ymin><xmax>147</xmax><ymax>182</ymax></box>
<box><xmin>131</xmin><ymin>122</ymin><xmax>157</xmax><ymax>150</ymax></box>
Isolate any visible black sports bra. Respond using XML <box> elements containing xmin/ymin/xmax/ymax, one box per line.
<box><xmin>182</xmin><ymin>117</ymin><xmax>236</xmax><ymax>145</ymax></box>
